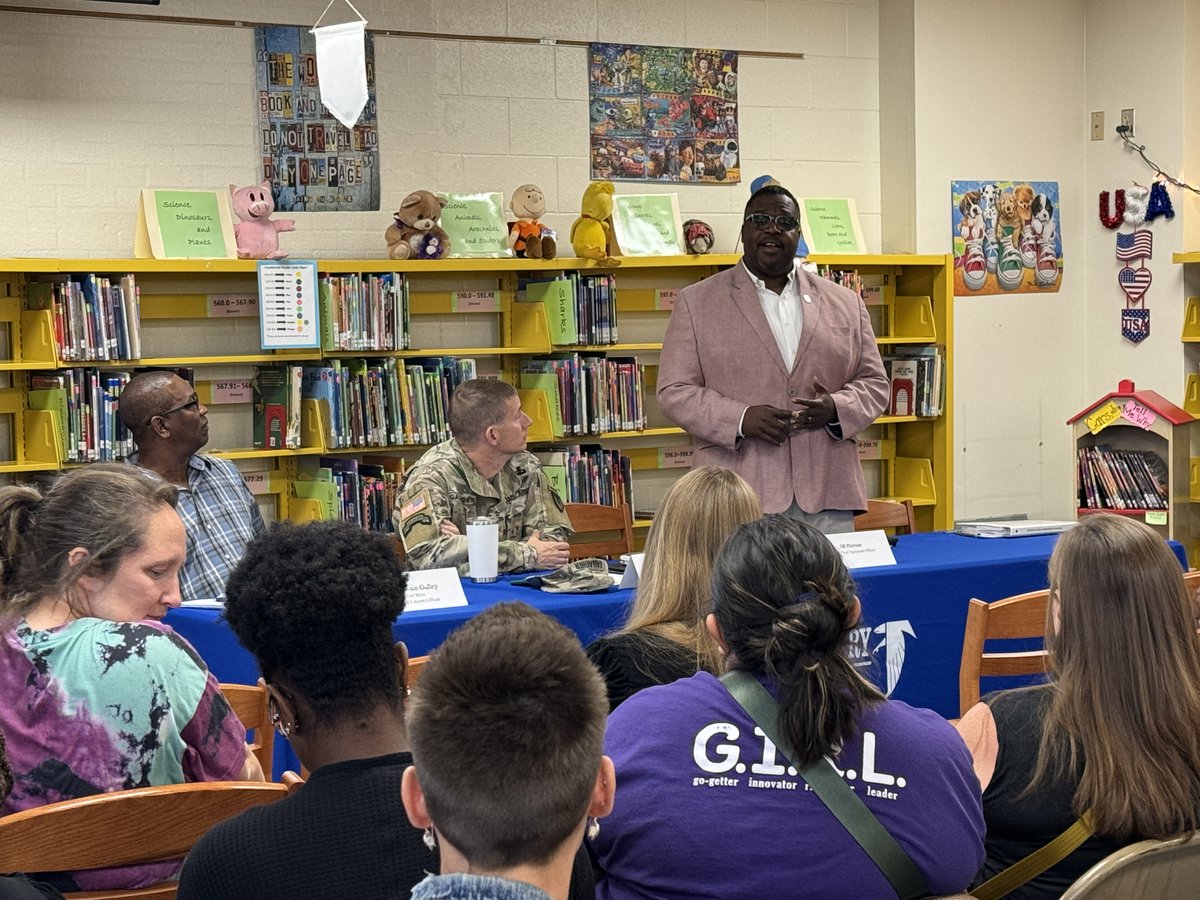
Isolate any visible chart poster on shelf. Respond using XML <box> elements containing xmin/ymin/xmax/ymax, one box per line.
<box><xmin>611</xmin><ymin>193</ymin><xmax>686</xmax><ymax>256</ymax></box>
<box><xmin>798</xmin><ymin>198</ymin><xmax>865</xmax><ymax>255</ymax></box>
<box><xmin>134</xmin><ymin>189</ymin><xmax>238</xmax><ymax>259</ymax></box>
<box><xmin>950</xmin><ymin>179</ymin><xmax>1062</xmax><ymax>296</ymax></box>
<box><xmin>254</xmin><ymin>25</ymin><xmax>380</xmax><ymax>212</ymax></box>
<box><xmin>257</xmin><ymin>260</ymin><xmax>320</xmax><ymax>349</ymax></box>
<box><xmin>439</xmin><ymin>192</ymin><xmax>513</xmax><ymax>258</ymax></box>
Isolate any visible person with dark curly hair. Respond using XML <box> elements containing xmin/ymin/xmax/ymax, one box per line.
<box><xmin>0</xmin><ymin>727</ymin><xmax>65</xmax><ymax>900</ymax></box>
<box><xmin>179</xmin><ymin>522</ymin><xmax>596</xmax><ymax>900</ymax></box>
<box><xmin>591</xmin><ymin>515</ymin><xmax>984</xmax><ymax>899</ymax></box>
<box><xmin>177</xmin><ymin>520</ymin><xmax>428</xmax><ymax>900</ymax></box>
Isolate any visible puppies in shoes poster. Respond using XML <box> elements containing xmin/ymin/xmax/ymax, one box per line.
<box><xmin>951</xmin><ymin>180</ymin><xmax>1062</xmax><ymax>295</ymax></box>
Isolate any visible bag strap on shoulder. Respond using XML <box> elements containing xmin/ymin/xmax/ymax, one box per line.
<box><xmin>720</xmin><ymin>670</ymin><xmax>930</xmax><ymax>900</ymax></box>
<box><xmin>970</xmin><ymin>812</ymin><xmax>1095</xmax><ymax>900</ymax></box>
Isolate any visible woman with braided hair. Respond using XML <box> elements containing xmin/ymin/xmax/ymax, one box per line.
<box><xmin>590</xmin><ymin>515</ymin><xmax>984</xmax><ymax>899</ymax></box>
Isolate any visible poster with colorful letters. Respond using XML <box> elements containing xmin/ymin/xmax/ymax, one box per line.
<box><xmin>950</xmin><ymin>180</ymin><xmax>1062</xmax><ymax>295</ymax></box>
<box><xmin>589</xmin><ymin>43</ymin><xmax>739</xmax><ymax>184</ymax></box>
<box><xmin>254</xmin><ymin>26</ymin><xmax>380</xmax><ymax>212</ymax></box>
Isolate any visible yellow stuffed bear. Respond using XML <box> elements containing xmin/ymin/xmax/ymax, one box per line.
<box><xmin>570</xmin><ymin>181</ymin><xmax>621</xmax><ymax>266</ymax></box>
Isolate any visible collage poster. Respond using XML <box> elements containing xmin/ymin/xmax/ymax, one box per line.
<box><xmin>951</xmin><ymin>180</ymin><xmax>1063</xmax><ymax>295</ymax></box>
<box><xmin>589</xmin><ymin>43</ymin><xmax>740</xmax><ymax>184</ymax></box>
<box><xmin>254</xmin><ymin>26</ymin><xmax>381</xmax><ymax>212</ymax></box>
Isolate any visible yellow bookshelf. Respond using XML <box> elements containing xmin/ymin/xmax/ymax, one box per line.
<box><xmin>0</xmin><ymin>253</ymin><xmax>954</xmax><ymax>535</ymax></box>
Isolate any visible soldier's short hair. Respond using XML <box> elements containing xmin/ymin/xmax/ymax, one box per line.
<box><xmin>449</xmin><ymin>379</ymin><xmax>519</xmax><ymax>446</ymax></box>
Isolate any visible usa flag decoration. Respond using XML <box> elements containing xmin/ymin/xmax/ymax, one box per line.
<box><xmin>1122</xmin><ymin>308</ymin><xmax>1150</xmax><ymax>343</ymax></box>
<box><xmin>1116</xmin><ymin>230</ymin><xmax>1153</xmax><ymax>261</ymax></box>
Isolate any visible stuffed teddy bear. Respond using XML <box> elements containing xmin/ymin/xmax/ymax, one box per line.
<box><xmin>508</xmin><ymin>184</ymin><xmax>556</xmax><ymax>260</ymax></box>
<box><xmin>570</xmin><ymin>181</ymin><xmax>621</xmax><ymax>266</ymax></box>
<box><xmin>385</xmin><ymin>190</ymin><xmax>451</xmax><ymax>260</ymax></box>
<box><xmin>229</xmin><ymin>182</ymin><xmax>295</xmax><ymax>260</ymax></box>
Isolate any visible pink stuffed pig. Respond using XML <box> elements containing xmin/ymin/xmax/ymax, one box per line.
<box><xmin>229</xmin><ymin>181</ymin><xmax>295</xmax><ymax>259</ymax></box>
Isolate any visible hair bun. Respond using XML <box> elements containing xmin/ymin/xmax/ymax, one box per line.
<box><xmin>764</xmin><ymin>589</ymin><xmax>844</xmax><ymax>678</ymax></box>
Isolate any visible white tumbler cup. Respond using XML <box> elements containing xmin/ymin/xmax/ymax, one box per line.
<box><xmin>466</xmin><ymin>515</ymin><xmax>500</xmax><ymax>583</ymax></box>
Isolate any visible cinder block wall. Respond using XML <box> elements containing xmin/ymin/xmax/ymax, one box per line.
<box><xmin>0</xmin><ymin>0</ymin><xmax>882</xmax><ymax>258</ymax></box>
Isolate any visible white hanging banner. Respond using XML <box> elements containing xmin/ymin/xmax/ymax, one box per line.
<box><xmin>311</xmin><ymin>10</ymin><xmax>369</xmax><ymax>130</ymax></box>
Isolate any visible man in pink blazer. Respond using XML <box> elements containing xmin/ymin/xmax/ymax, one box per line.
<box><xmin>657</xmin><ymin>184</ymin><xmax>888</xmax><ymax>530</ymax></box>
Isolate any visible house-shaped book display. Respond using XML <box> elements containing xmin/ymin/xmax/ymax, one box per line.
<box><xmin>1068</xmin><ymin>379</ymin><xmax>1194</xmax><ymax>551</ymax></box>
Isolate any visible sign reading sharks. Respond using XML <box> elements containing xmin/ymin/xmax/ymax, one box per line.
<box><xmin>847</xmin><ymin>619</ymin><xmax>916</xmax><ymax>697</ymax></box>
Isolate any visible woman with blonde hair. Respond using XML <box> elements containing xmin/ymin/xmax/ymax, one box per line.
<box><xmin>957</xmin><ymin>513</ymin><xmax>1200</xmax><ymax>898</ymax></box>
<box><xmin>586</xmin><ymin>466</ymin><xmax>761</xmax><ymax>709</ymax></box>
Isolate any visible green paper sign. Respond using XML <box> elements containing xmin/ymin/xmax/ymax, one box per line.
<box><xmin>439</xmin><ymin>192</ymin><xmax>513</xmax><ymax>258</ymax></box>
<box><xmin>154</xmin><ymin>191</ymin><xmax>231</xmax><ymax>258</ymax></box>
<box><xmin>799</xmin><ymin>197</ymin><xmax>865</xmax><ymax>254</ymax></box>
<box><xmin>612</xmin><ymin>193</ymin><xmax>685</xmax><ymax>256</ymax></box>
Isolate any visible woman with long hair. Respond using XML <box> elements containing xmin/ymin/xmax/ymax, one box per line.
<box><xmin>0</xmin><ymin>465</ymin><xmax>258</xmax><ymax>893</ymax></box>
<box><xmin>586</xmin><ymin>466</ymin><xmax>761</xmax><ymax>709</ymax></box>
<box><xmin>591</xmin><ymin>515</ymin><xmax>984</xmax><ymax>898</ymax></box>
<box><xmin>957</xmin><ymin>513</ymin><xmax>1200</xmax><ymax>898</ymax></box>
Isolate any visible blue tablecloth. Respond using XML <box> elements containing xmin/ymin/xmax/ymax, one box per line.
<box><xmin>164</xmin><ymin>531</ymin><xmax>1187</xmax><ymax>774</ymax></box>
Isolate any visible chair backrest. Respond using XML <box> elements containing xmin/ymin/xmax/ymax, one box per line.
<box><xmin>220</xmin><ymin>679</ymin><xmax>274</xmax><ymax>778</ymax></box>
<box><xmin>406</xmin><ymin>654</ymin><xmax>429</xmax><ymax>692</ymax></box>
<box><xmin>0</xmin><ymin>781</ymin><xmax>289</xmax><ymax>895</ymax></box>
<box><xmin>853</xmin><ymin>498</ymin><xmax>917</xmax><ymax>534</ymax></box>
<box><xmin>958</xmin><ymin>589</ymin><xmax>1049</xmax><ymax>716</ymax></box>
<box><xmin>1060</xmin><ymin>832</ymin><xmax>1200</xmax><ymax>899</ymax></box>
<box><xmin>565</xmin><ymin>502</ymin><xmax>634</xmax><ymax>561</ymax></box>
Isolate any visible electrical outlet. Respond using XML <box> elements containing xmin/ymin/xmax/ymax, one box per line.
<box><xmin>1120</xmin><ymin>108</ymin><xmax>1135</xmax><ymax>136</ymax></box>
<box><xmin>1091</xmin><ymin>111</ymin><xmax>1104</xmax><ymax>141</ymax></box>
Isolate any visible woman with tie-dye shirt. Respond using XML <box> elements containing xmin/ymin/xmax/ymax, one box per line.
<box><xmin>0</xmin><ymin>465</ymin><xmax>258</xmax><ymax>893</ymax></box>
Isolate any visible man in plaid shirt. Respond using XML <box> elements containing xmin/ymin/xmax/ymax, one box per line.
<box><xmin>120</xmin><ymin>371</ymin><xmax>265</xmax><ymax>600</ymax></box>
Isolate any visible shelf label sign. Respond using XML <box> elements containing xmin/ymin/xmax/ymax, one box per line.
<box><xmin>452</xmin><ymin>290</ymin><xmax>500</xmax><ymax>313</ymax></box>
<box><xmin>1085</xmin><ymin>401</ymin><xmax>1123</xmax><ymax>435</ymax></box>
<box><xmin>1120</xmin><ymin>399</ymin><xmax>1157</xmax><ymax>430</ymax></box>
<box><xmin>659</xmin><ymin>446</ymin><xmax>693</xmax><ymax>468</ymax></box>
<box><xmin>209</xmin><ymin>293</ymin><xmax>259</xmax><ymax>318</ymax></box>
<box><xmin>240</xmin><ymin>471</ymin><xmax>272</xmax><ymax>496</ymax></box>
<box><xmin>655</xmin><ymin>288</ymin><xmax>679</xmax><ymax>311</ymax></box>
<box><xmin>210</xmin><ymin>379</ymin><xmax>253</xmax><ymax>404</ymax></box>
<box><xmin>1145</xmin><ymin>510</ymin><xmax>1168</xmax><ymax>526</ymax></box>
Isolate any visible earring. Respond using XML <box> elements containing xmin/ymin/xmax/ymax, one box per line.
<box><xmin>586</xmin><ymin>817</ymin><xmax>600</xmax><ymax>842</ymax></box>
<box><xmin>403</xmin><ymin>684</ymin><xmax>412</xmax><ymax>698</ymax></box>
<box><xmin>423</xmin><ymin>827</ymin><xmax>438</xmax><ymax>852</ymax></box>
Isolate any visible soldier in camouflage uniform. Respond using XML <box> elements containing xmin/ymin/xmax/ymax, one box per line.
<box><xmin>394</xmin><ymin>379</ymin><xmax>572</xmax><ymax>573</ymax></box>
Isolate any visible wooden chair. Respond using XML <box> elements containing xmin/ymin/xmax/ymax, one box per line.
<box><xmin>564</xmin><ymin>502</ymin><xmax>634</xmax><ymax>561</ymax></box>
<box><xmin>406</xmin><ymin>654</ymin><xmax>428</xmax><ymax>692</ymax></box>
<box><xmin>957</xmin><ymin>589</ymin><xmax>1049</xmax><ymax>717</ymax></box>
<box><xmin>220</xmin><ymin>679</ymin><xmax>274</xmax><ymax>779</ymax></box>
<box><xmin>1060</xmin><ymin>832</ymin><xmax>1200</xmax><ymax>898</ymax></box>
<box><xmin>0</xmin><ymin>781</ymin><xmax>289</xmax><ymax>899</ymax></box>
<box><xmin>853</xmin><ymin>498</ymin><xmax>916</xmax><ymax>534</ymax></box>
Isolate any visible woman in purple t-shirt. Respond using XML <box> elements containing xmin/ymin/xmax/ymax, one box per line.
<box><xmin>592</xmin><ymin>515</ymin><xmax>984</xmax><ymax>899</ymax></box>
